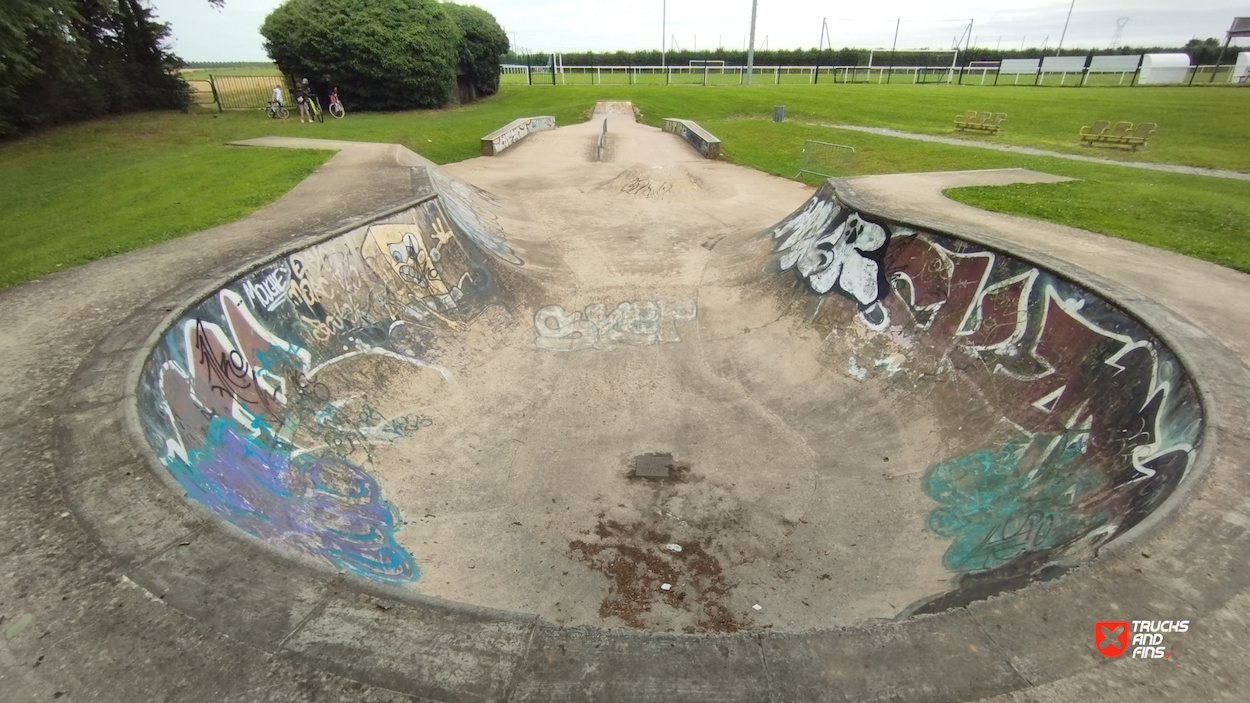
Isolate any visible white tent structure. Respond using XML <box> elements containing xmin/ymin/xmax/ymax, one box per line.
<box><xmin>1138</xmin><ymin>54</ymin><xmax>1190</xmax><ymax>84</ymax></box>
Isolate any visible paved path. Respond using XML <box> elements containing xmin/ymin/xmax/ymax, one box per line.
<box><xmin>820</xmin><ymin>123</ymin><xmax>1250</xmax><ymax>181</ymax></box>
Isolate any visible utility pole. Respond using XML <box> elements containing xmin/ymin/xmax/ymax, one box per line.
<box><xmin>746</xmin><ymin>0</ymin><xmax>759</xmax><ymax>84</ymax></box>
<box><xmin>1056</xmin><ymin>0</ymin><xmax>1075</xmax><ymax>56</ymax></box>
<box><xmin>661</xmin><ymin>0</ymin><xmax>666</xmax><ymax>69</ymax></box>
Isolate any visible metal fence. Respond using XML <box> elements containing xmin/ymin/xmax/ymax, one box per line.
<box><xmin>797</xmin><ymin>141</ymin><xmax>855</xmax><ymax>181</ymax></box>
<box><xmin>500</xmin><ymin>63</ymin><xmax>1246</xmax><ymax>88</ymax></box>
<box><xmin>187</xmin><ymin>75</ymin><xmax>294</xmax><ymax>111</ymax></box>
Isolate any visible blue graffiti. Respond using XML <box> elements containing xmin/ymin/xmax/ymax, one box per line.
<box><xmin>923</xmin><ymin>433</ymin><xmax>1111</xmax><ymax>572</ymax></box>
<box><xmin>165</xmin><ymin>417</ymin><xmax>417</xmax><ymax>583</ymax></box>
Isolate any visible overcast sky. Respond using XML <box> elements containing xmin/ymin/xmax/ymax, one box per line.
<box><xmin>155</xmin><ymin>1</ymin><xmax>1248</xmax><ymax>61</ymax></box>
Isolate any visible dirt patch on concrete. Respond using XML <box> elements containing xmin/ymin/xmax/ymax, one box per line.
<box><xmin>569</xmin><ymin>519</ymin><xmax>748</xmax><ymax>633</ymax></box>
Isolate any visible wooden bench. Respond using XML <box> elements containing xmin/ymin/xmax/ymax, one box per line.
<box><xmin>1079</xmin><ymin>120</ymin><xmax>1157</xmax><ymax>151</ymax></box>
<box><xmin>954</xmin><ymin>111</ymin><xmax>1006</xmax><ymax>134</ymax></box>
<box><xmin>661</xmin><ymin>118</ymin><xmax>721</xmax><ymax>158</ymax></box>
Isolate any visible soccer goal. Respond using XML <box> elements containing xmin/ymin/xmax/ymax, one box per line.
<box><xmin>868</xmin><ymin>49</ymin><xmax>958</xmax><ymax>84</ymax></box>
<box><xmin>689</xmin><ymin>59</ymin><xmax>726</xmax><ymax>73</ymax></box>
<box><xmin>867</xmin><ymin>49</ymin><xmax>958</xmax><ymax>69</ymax></box>
<box><xmin>966</xmin><ymin>60</ymin><xmax>1000</xmax><ymax>85</ymax></box>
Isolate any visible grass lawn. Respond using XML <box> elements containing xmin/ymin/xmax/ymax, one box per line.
<box><xmin>2</xmin><ymin>82</ymin><xmax>1249</xmax><ymax>289</ymax></box>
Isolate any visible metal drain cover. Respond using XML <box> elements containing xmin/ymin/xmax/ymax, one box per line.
<box><xmin>634</xmin><ymin>454</ymin><xmax>672</xmax><ymax>478</ymax></box>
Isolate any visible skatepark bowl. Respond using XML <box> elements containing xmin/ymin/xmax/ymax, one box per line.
<box><xmin>100</xmin><ymin>104</ymin><xmax>1220</xmax><ymax>700</ymax></box>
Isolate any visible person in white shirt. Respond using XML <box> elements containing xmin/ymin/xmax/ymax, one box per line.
<box><xmin>271</xmin><ymin>84</ymin><xmax>283</xmax><ymax>106</ymax></box>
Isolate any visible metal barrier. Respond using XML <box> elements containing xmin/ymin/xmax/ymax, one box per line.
<box><xmin>499</xmin><ymin>63</ymin><xmax>1245</xmax><ymax>88</ymax></box>
<box><xmin>797</xmin><ymin>141</ymin><xmax>855</xmax><ymax>181</ymax></box>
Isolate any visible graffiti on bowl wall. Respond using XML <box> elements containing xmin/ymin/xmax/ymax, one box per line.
<box><xmin>138</xmin><ymin>196</ymin><xmax>522</xmax><ymax>584</ymax></box>
<box><xmin>767</xmin><ymin>183</ymin><xmax>1202</xmax><ymax>609</ymax></box>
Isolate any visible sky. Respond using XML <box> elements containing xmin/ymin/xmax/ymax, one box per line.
<box><xmin>155</xmin><ymin>0</ymin><xmax>1249</xmax><ymax>62</ymax></box>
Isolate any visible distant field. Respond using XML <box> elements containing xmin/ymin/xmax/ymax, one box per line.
<box><xmin>180</xmin><ymin>64</ymin><xmax>282</xmax><ymax>80</ymax></box>
<box><xmin>2</xmin><ymin>83</ymin><xmax>1248</xmax><ymax>289</ymax></box>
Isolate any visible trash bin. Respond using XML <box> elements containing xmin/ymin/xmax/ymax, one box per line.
<box><xmin>773</xmin><ymin>105</ymin><xmax>785</xmax><ymax>123</ymax></box>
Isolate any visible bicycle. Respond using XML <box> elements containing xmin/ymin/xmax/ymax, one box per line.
<box><xmin>328</xmin><ymin>90</ymin><xmax>345</xmax><ymax>119</ymax></box>
<box><xmin>265</xmin><ymin>100</ymin><xmax>289</xmax><ymax>119</ymax></box>
<box><xmin>307</xmin><ymin>96</ymin><xmax>324</xmax><ymax>123</ymax></box>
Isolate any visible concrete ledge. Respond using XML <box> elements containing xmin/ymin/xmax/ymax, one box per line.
<box><xmin>662</xmin><ymin>118</ymin><xmax>722</xmax><ymax>158</ymax></box>
<box><xmin>481</xmin><ymin>116</ymin><xmax>555</xmax><ymax>156</ymax></box>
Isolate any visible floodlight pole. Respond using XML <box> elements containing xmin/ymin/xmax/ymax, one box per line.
<box><xmin>1056</xmin><ymin>0</ymin><xmax>1075</xmax><ymax>56</ymax></box>
<box><xmin>746</xmin><ymin>0</ymin><xmax>759</xmax><ymax>84</ymax></box>
<box><xmin>662</xmin><ymin>0</ymin><xmax>667</xmax><ymax>69</ymax></box>
<box><xmin>887</xmin><ymin>18</ymin><xmax>900</xmax><ymax>83</ymax></box>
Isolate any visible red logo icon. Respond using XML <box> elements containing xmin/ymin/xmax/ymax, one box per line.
<box><xmin>1096</xmin><ymin>621</ymin><xmax>1130</xmax><ymax>658</ymax></box>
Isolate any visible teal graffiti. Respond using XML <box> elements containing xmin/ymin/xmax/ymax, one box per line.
<box><xmin>923</xmin><ymin>433</ymin><xmax>1111</xmax><ymax>572</ymax></box>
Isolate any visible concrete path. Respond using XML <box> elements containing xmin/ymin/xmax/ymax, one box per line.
<box><xmin>820</xmin><ymin>123</ymin><xmax>1250</xmax><ymax>181</ymax></box>
<box><xmin>3</xmin><ymin>112</ymin><xmax>1250</xmax><ymax>702</ymax></box>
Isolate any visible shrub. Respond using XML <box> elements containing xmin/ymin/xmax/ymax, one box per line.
<box><xmin>261</xmin><ymin>0</ymin><xmax>458</xmax><ymax>111</ymax></box>
<box><xmin>444</xmin><ymin>4</ymin><xmax>509</xmax><ymax>97</ymax></box>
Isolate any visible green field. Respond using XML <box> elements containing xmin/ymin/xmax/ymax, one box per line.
<box><xmin>2</xmin><ymin>83</ymin><xmax>1249</xmax><ymax>289</ymax></box>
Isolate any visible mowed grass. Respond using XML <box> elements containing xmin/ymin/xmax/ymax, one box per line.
<box><xmin>0</xmin><ymin>92</ymin><xmax>596</xmax><ymax>288</ymax></box>
<box><xmin>2</xmin><ymin>82</ymin><xmax>1249</xmax><ymax>289</ymax></box>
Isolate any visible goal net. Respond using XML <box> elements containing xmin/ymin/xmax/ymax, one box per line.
<box><xmin>868</xmin><ymin>49</ymin><xmax>958</xmax><ymax>68</ymax></box>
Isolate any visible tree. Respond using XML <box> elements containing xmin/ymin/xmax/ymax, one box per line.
<box><xmin>0</xmin><ymin>0</ymin><xmax>189</xmax><ymax>138</ymax></box>
<box><xmin>444</xmin><ymin>3</ymin><xmax>509</xmax><ymax>98</ymax></box>
<box><xmin>261</xmin><ymin>0</ymin><xmax>458</xmax><ymax>111</ymax></box>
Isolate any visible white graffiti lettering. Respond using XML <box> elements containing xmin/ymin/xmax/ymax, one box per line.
<box><xmin>243</xmin><ymin>267</ymin><xmax>289</xmax><ymax>312</ymax></box>
<box><xmin>534</xmin><ymin>299</ymin><xmax>697</xmax><ymax>352</ymax></box>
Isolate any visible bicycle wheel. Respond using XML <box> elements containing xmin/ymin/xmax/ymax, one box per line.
<box><xmin>329</xmin><ymin>101</ymin><xmax>345</xmax><ymax>119</ymax></box>
<box><xmin>278</xmin><ymin>107</ymin><xmax>289</xmax><ymax>119</ymax></box>
<box><xmin>314</xmin><ymin>102</ymin><xmax>324</xmax><ymax>123</ymax></box>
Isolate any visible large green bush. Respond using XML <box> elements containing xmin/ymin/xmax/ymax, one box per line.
<box><xmin>444</xmin><ymin>4</ymin><xmax>509</xmax><ymax>97</ymax></box>
<box><xmin>261</xmin><ymin>0</ymin><xmax>458</xmax><ymax>111</ymax></box>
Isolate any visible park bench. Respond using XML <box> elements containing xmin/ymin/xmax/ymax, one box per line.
<box><xmin>1078</xmin><ymin>120</ymin><xmax>1157</xmax><ymax>151</ymax></box>
<box><xmin>954</xmin><ymin>111</ymin><xmax>1006</xmax><ymax>134</ymax></box>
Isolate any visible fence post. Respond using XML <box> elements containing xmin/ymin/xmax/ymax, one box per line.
<box><xmin>208</xmin><ymin>75</ymin><xmax>223</xmax><ymax>112</ymax></box>
<box><xmin>703</xmin><ymin>63</ymin><xmax>709</xmax><ymax>86</ymax></box>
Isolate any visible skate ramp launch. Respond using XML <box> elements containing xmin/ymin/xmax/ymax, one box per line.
<box><xmin>134</xmin><ymin>118</ymin><xmax>1203</xmax><ymax>635</ymax></box>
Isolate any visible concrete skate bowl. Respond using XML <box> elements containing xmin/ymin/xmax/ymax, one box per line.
<box><xmin>128</xmin><ymin>164</ymin><xmax>1207</xmax><ymax>697</ymax></box>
